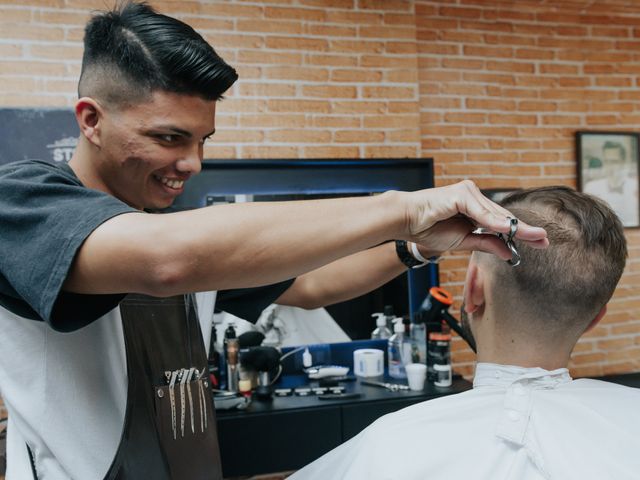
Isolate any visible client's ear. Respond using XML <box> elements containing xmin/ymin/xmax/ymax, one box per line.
<box><xmin>584</xmin><ymin>305</ymin><xmax>607</xmax><ymax>333</ymax></box>
<box><xmin>463</xmin><ymin>258</ymin><xmax>485</xmax><ymax>314</ymax></box>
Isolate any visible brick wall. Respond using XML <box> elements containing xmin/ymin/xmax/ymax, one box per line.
<box><xmin>0</xmin><ymin>0</ymin><xmax>638</xmax><ymax>391</ymax></box>
<box><xmin>416</xmin><ymin>0</ymin><xmax>640</xmax><ymax>378</ymax></box>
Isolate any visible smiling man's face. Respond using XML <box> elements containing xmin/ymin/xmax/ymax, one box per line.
<box><xmin>94</xmin><ymin>90</ymin><xmax>217</xmax><ymax>210</ymax></box>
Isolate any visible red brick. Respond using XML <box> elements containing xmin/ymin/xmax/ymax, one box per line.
<box><xmin>180</xmin><ymin>17</ymin><xmax>234</xmax><ymax>32</ymax></box>
<box><xmin>386</xmin><ymin>41</ymin><xmax>417</xmax><ymax>55</ymax></box>
<box><xmin>360</xmin><ymin>55</ymin><xmax>416</xmax><ymax>68</ymax></box>
<box><xmin>515</xmin><ymin>48</ymin><xmax>555</xmax><ymax>60</ymax></box>
<box><xmin>241</xmin><ymin>146</ymin><xmax>299</xmax><ymax>159</ymax></box>
<box><xmin>267</xmin><ymin>99</ymin><xmax>330</xmax><ymax>113</ymax></box>
<box><xmin>440</xmin><ymin>31</ymin><xmax>484</xmax><ymax>44</ymax></box>
<box><xmin>592</xmin><ymin>26</ymin><xmax>631</xmax><ymax>37</ymax></box>
<box><xmin>0</xmin><ymin>24</ymin><xmax>64</xmax><ymax>41</ymax></box>
<box><xmin>334</xmin><ymin>130</ymin><xmax>384</xmax><ymax>143</ymax></box>
<box><xmin>464</xmin><ymin>126</ymin><xmax>518</xmax><ymax>137</ymax></box>
<box><xmin>302</xmin><ymin>85</ymin><xmax>357</xmax><ymax>99</ymax></box>
<box><xmin>0</xmin><ymin>44</ymin><xmax>23</xmax><ymax>57</ymax></box>
<box><xmin>304</xmin><ymin>146</ymin><xmax>360</xmax><ymax>158</ymax></box>
<box><xmin>264</xmin><ymin>66</ymin><xmax>328</xmax><ymax>82</ymax></box>
<box><xmin>484</xmin><ymin>33</ymin><xmax>536</xmax><ymax>47</ymax></box>
<box><xmin>462</xmin><ymin>72</ymin><xmax>515</xmax><ymax>85</ymax></box>
<box><xmin>203</xmin><ymin>3</ymin><xmax>263</xmax><ymax>17</ymax></box>
<box><xmin>300</xmin><ymin>0</ymin><xmax>353</xmax><ymax>7</ymax></box>
<box><xmin>422</xmin><ymin>97</ymin><xmax>461</xmax><ymax>109</ymax></box>
<box><xmin>307</xmin><ymin>54</ymin><xmax>357</xmax><ymax>67</ymax></box>
<box><xmin>358</xmin><ymin>0</ymin><xmax>412</xmax><ymax>11</ymax></box>
<box><xmin>306</xmin><ymin>24</ymin><xmax>356</xmax><ymax>37</ymax></box>
<box><xmin>239</xmin><ymin>114</ymin><xmax>305</xmax><ymax>128</ymax></box>
<box><xmin>364</xmin><ymin>145</ymin><xmax>418</xmax><ymax>158</ymax></box>
<box><xmin>329</xmin><ymin>40</ymin><xmax>384</xmax><ymax>54</ymax></box>
<box><xmin>362</xmin><ymin>86</ymin><xmax>416</xmax><ymax>99</ymax></box>
<box><xmin>265</xmin><ymin>36</ymin><xmax>328</xmax><ymax>52</ymax></box>
<box><xmin>439</xmin><ymin>6</ymin><xmax>484</xmax><ymax>18</ymax></box>
<box><xmin>388</xmin><ymin>101</ymin><xmax>419</xmax><ymax>113</ymax></box>
<box><xmin>213</xmin><ymin>129</ymin><xmax>264</xmax><ymax>143</ymax></box>
<box><xmin>0</xmin><ymin>61</ymin><xmax>66</xmax><ymax>76</ymax></box>
<box><xmin>418</xmin><ymin>43</ymin><xmax>460</xmax><ymax>55</ymax></box>
<box><xmin>460</xmin><ymin>20</ymin><xmax>513</xmax><ymax>33</ymax></box>
<box><xmin>518</xmin><ymin>101</ymin><xmax>557</xmax><ymax>112</ymax></box>
<box><xmin>237</xmin><ymin>19</ymin><xmax>303</xmax><ymax>35</ymax></box>
<box><xmin>586</xmin><ymin>115</ymin><xmax>619</xmax><ymax>125</ymax></box>
<box><xmin>238</xmin><ymin>50</ymin><xmax>302</xmax><ymax>65</ymax></box>
<box><xmin>488</xmin><ymin>114</ymin><xmax>537</xmax><ymax>125</ymax></box>
<box><xmin>267</xmin><ymin>129</ymin><xmax>331</xmax><ymax>143</ymax></box>
<box><xmin>464</xmin><ymin>45</ymin><xmax>513</xmax><ymax>58</ymax></box>
<box><xmin>312</xmin><ymin>116</ymin><xmax>359</xmax><ymax>128</ymax></box>
<box><xmin>363</xmin><ymin>114</ymin><xmax>419</xmax><ymax>129</ymax></box>
<box><xmin>360</xmin><ymin>25</ymin><xmax>416</xmax><ymax>39</ymax></box>
<box><xmin>331</xmin><ymin>69</ymin><xmax>383</xmax><ymax>83</ymax></box>
<box><xmin>264</xmin><ymin>7</ymin><xmax>325</xmax><ymax>22</ymax></box>
<box><xmin>383</xmin><ymin>13</ymin><xmax>415</xmax><ymax>26</ymax></box>
<box><xmin>237</xmin><ymin>83</ymin><xmax>296</xmax><ymax>97</ymax></box>
<box><xmin>385</xmin><ymin>69</ymin><xmax>418</xmax><ymax>83</ymax></box>
<box><xmin>442</xmin><ymin>58</ymin><xmax>485</xmax><ymax>70</ymax></box>
<box><xmin>466</xmin><ymin>98</ymin><xmax>516</xmax><ymax>111</ymax></box>
<box><xmin>332</xmin><ymin>101</ymin><xmax>385</xmax><ymax>114</ymax></box>
<box><xmin>325</xmin><ymin>11</ymin><xmax>382</xmax><ymax>25</ymax></box>
<box><xmin>595</xmin><ymin>77</ymin><xmax>633</xmax><ymax>87</ymax></box>
<box><xmin>444</xmin><ymin>112</ymin><xmax>486</xmax><ymax>124</ymax></box>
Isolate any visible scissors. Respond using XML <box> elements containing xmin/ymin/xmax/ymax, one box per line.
<box><xmin>361</xmin><ymin>380</ymin><xmax>410</xmax><ymax>392</ymax></box>
<box><xmin>475</xmin><ymin>217</ymin><xmax>521</xmax><ymax>267</ymax></box>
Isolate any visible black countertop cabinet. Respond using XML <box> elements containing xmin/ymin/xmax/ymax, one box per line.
<box><xmin>216</xmin><ymin>377</ymin><xmax>471</xmax><ymax>477</ymax></box>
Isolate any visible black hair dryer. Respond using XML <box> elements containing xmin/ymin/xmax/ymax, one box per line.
<box><xmin>420</xmin><ymin>287</ymin><xmax>477</xmax><ymax>353</ymax></box>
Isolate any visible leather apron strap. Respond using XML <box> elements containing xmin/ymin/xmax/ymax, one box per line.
<box><xmin>104</xmin><ymin>294</ymin><xmax>223</xmax><ymax>480</ymax></box>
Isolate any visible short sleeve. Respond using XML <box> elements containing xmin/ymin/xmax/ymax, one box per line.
<box><xmin>216</xmin><ymin>279</ymin><xmax>295</xmax><ymax>323</ymax></box>
<box><xmin>0</xmin><ymin>160</ymin><xmax>137</xmax><ymax>331</ymax></box>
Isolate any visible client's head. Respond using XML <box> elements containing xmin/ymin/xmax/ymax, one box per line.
<box><xmin>462</xmin><ymin>186</ymin><xmax>627</xmax><ymax>369</ymax></box>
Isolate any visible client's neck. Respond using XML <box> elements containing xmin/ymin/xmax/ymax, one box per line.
<box><xmin>474</xmin><ymin>329</ymin><xmax>572</xmax><ymax>371</ymax></box>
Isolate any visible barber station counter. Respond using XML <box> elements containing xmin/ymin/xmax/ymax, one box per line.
<box><xmin>216</xmin><ymin>374</ymin><xmax>471</xmax><ymax>477</ymax></box>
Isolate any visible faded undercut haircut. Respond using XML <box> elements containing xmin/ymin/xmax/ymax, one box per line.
<box><xmin>485</xmin><ymin>186</ymin><xmax>627</xmax><ymax>340</ymax></box>
<box><xmin>78</xmin><ymin>1</ymin><xmax>238</xmax><ymax>107</ymax></box>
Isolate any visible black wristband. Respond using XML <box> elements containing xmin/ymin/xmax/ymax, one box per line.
<box><xmin>395</xmin><ymin>240</ymin><xmax>426</xmax><ymax>269</ymax></box>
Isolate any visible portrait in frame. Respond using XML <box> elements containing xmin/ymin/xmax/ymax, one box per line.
<box><xmin>577</xmin><ymin>131</ymin><xmax>640</xmax><ymax>228</ymax></box>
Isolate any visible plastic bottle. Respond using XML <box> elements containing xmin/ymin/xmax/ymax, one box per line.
<box><xmin>388</xmin><ymin>319</ymin><xmax>407</xmax><ymax>379</ymax></box>
<box><xmin>410</xmin><ymin>315</ymin><xmax>427</xmax><ymax>365</ymax></box>
<box><xmin>427</xmin><ymin>331</ymin><xmax>452</xmax><ymax>387</ymax></box>
<box><xmin>207</xmin><ymin>324</ymin><xmax>221</xmax><ymax>388</ymax></box>
<box><xmin>401</xmin><ymin>317</ymin><xmax>413</xmax><ymax>369</ymax></box>
<box><xmin>224</xmin><ymin>324</ymin><xmax>239</xmax><ymax>392</ymax></box>
<box><xmin>383</xmin><ymin>305</ymin><xmax>395</xmax><ymax>332</ymax></box>
<box><xmin>371</xmin><ymin>312</ymin><xmax>392</xmax><ymax>340</ymax></box>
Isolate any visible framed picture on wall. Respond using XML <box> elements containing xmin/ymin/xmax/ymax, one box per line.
<box><xmin>577</xmin><ymin>131</ymin><xmax>640</xmax><ymax>228</ymax></box>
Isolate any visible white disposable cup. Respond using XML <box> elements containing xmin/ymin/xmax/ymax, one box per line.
<box><xmin>405</xmin><ymin>363</ymin><xmax>427</xmax><ymax>391</ymax></box>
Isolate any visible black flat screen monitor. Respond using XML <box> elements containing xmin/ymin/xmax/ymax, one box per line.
<box><xmin>171</xmin><ymin>158</ymin><xmax>438</xmax><ymax>340</ymax></box>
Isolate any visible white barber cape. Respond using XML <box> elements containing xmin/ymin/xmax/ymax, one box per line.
<box><xmin>292</xmin><ymin>363</ymin><xmax>640</xmax><ymax>480</ymax></box>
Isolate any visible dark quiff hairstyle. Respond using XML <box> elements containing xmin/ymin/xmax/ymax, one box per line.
<box><xmin>487</xmin><ymin>186</ymin><xmax>627</xmax><ymax>339</ymax></box>
<box><xmin>78</xmin><ymin>1</ymin><xmax>238</xmax><ymax>106</ymax></box>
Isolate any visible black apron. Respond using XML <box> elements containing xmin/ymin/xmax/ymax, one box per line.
<box><xmin>104</xmin><ymin>293</ymin><xmax>223</xmax><ymax>480</ymax></box>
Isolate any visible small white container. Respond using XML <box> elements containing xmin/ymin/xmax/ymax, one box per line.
<box><xmin>405</xmin><ymin>363</ymin><xmax>427</xmax><ymax>391</ymax></box>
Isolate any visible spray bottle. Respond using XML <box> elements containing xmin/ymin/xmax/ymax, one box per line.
<box><xmin>388</xmin><ymin>318</ymin><xmax>407</xmax><ymax>379</ymax></box>
<box><xmin>371</xmin><ymin>312</ymin><xmax>392</xmax><ymax>340</ymax></box>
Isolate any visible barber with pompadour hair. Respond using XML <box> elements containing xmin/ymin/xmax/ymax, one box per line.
<box><xmin>0</xmin><ymin>2</ymin><xmax>548</xmax><ymax>479</ymax></box>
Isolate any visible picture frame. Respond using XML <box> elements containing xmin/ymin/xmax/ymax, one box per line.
<box><xmin>577</xmin><ymin>131</ymin><xmax>640</xmax><ymax>228</ymax></box>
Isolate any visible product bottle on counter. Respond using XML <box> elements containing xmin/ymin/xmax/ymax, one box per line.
<box><xmin>410</xmin><ymin>315</ymin><xmax>427</xmax><ymax>365</ymax></box>
<box><xmin>371</xmin><ymin>312</ymin><xmax>392</xmax><ymax>340</ymax></box>
<box><xmin>388</xmin><ymin>319</ymin><xmax>407</xmax><ymax>379</ymax></box>
<box><xmin>427</xmin><ymin>331</ymin><xmax>452</xmax><ymax>387</ymax></box>
<box><xmin>224</xmin><ymin>324</ymin><xmax>239</xmax><ymax>392</ymax></box>
<box><xmin>383</xmin><ymin>304</ymin><xmax>395</xmax><ymax>332</ymax></box>
<box><xmin>207</xmin><ymin>324</ymin><xmax>221</xmax><ymax>388</ymax></box>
